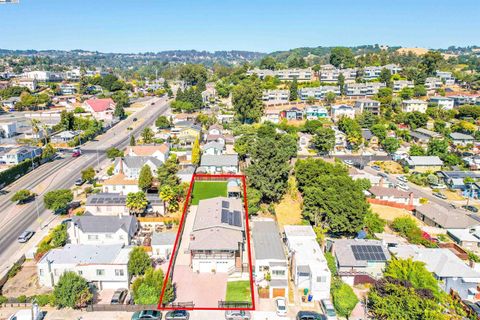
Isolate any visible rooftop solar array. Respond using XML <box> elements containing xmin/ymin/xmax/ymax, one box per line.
<box><xmin>222</xmin><ymin>201</ymin><xmax>229</xmax><ymax>209</ymax></box>
<box><xmin>351</xmin><ymin>245</ymin><xmax>387</xmax><ymax>262</ymax></box>
<box><xmin>221</xmin><ymin>209</ymin><xmax>242</xmax><ymax>227</ymax></box>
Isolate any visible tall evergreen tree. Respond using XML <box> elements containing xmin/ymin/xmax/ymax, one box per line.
<box><xmin>289</xmin><ymin>78</ymin><xmax>298</xmax><ymax>101</ymax></box>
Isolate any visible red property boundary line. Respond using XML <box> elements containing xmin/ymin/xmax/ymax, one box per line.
<box><xmin>157</xmin><ymin>173</ymin><xmax>256</xmax><ymax>311</ymax></box>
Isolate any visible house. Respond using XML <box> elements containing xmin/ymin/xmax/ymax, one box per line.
<box><xmin>349</xmin><ymin>168</ymin><xmax>382</xmax><ymax>187</ymax></box>
<box><xmin>425</xmin><ymin>77</ymin><xmax>443</xmax><ymax>90</ymax></box>
<box><xmin>199</xmin><ymin>154</ymin><xmax>239</xmax><ymax>174</ymax></box>
<box><xmin>354</xmin><ymin>99</ymin><xmax>381</xmax><ymax>115</ymax></box>
<box><xmin>413</xmin><ymin>203</ymin><xmax>480</xmax><ymax>229</ymax></box>
<box><xmin>450</xmin><ymin>132</ymin><xmax>475</xmax><ymax>146</ymax></box>
<box><xmin>207</xmin><ymin>124</ymin><xmax>223</xmax><ymax>136</ymax></box>
<box><xmin>331</xmin><ymin>105</ymin><xmax>355</xmax><ymax>121</ymax></box>
<box><xmin>449</xmin><ymin>95</ymin><xmax>478</xmax><ymax>107</ymax></box>
<box><xmin>298</xmin><ymin>86</ymin><xmax>340</xmax><ymax>100</ymax></box>
<box><xmin>393</xmin><ymin>80</ymin><xmax>414</xmax><ymax>92</ymax></box>
<box><xmin>24</xmin><ymin>70</ymin><xmax>62</xmax><ymax>82</ymax></box>
<box><xmin>333</xmin><ymin>239</ymin><xmax>390</xmax><ymax>284</ymax></box>
<box><xmin>390</xmin><ymin>245</ymin><xmax>480</xmax><ymax>300</ymax></box>
<box><xmin>305</xmin><ymin>106</ymin><xmax>329</xmax><ymax>120</ymax></box>
<box><xmin>368</xmin><ymin>186</ymin><xmax>420</xmax><ymax>206</ymax></box>
<box><xmin>272</xmin><ymin>68</ymin><xmax>312</xmax><ymax>81</ymax></box>
<box><xmin>13</xmin><ymin>78</ymin><xmax>37</xmax><ymax>91</ymax></box>
<box><xmin>50</xmin><ymin>130</ymin><xmax>82</xmax><ymax>144</ymax></box>
<box><xmin>280</xmin><ymin>107</ymin><xmax>304</xmax><ymax>121</ymax></box>
<box><xmin>402</xmin><ymin>99</ymin><xmax>428</xmax><ymax>113</ymax></box>
<box><xmin>83</xmin><ymin>98</ymin><xmax>116</xmax><ymax>122</ymax></box>
<box><xmin>37</xmin><ymin>244</ymin><xmax>131</xmax><ymax>289</ymax></box>
<box><xmin>263</xmin><ymin>110</ymin><xmax>280</xmax><ymax>124</ymax></box>
<box><xmin>429</xmin><ymin>96</ymin><xmax>454</xmax><ymax>110</ymax></box>
<box><xmin>404</xmin><ymin>156</ymin><xmax>444</xmax><ymax>173</ymax></box>
<box><xmin>463</xmin><ymin>156</ymin><xmax>480</xmax><ymax>171</ymax></box>
<box><xmin>102</xmin><ymin>173</ymin><xmax>139</xmax><ymax>195</ymax></box>
<box><xmin>124</xmin><ymin>144</ymin><xmax>169</xmax><ymax>163</ymax></box>
<box><xmin>189</xmin><ymin>197</ymin><xmax>245</xmax><ymax>273</ymax></box>
<box><xmin>284</xmin><ymin>225</ymin><xmax>331</xmax><ymax>300</ymax></box>
<box><xmin>114</xmin><ymin>156</ymin><xmax>163</xmax><ymax>179</ymax></box>
<box><xmin>363</xmin><ymin>65</ymin><xmax>402</xmax><ymax>80</ymax></box>
<box><xmin>0</xmin><ymin>146</ymin><xmax>42</xmax><ymax>165</ymax></box>
<box><xmin>334</xmin><ymin>127</ymin><xmax>347</xmax><ymax>151</ymax></box>
<box><xmin>0</xmin><ymin>122</ymin><xmax>17</xmax><ymax>138</ymax></box>
<box><xmin>447</xmin><ymin>229</ymin><xmax>480</xmax><ymax>253</ymax></box>
<box><xmin>409</xmin><ymin>128</ymin><xmax>442</xmax><ymax>145</ymax></box>
<box><xmin>85</xmin><ymin>193</ymin><xmax>128</xmax><ymax>216</ymax></box>
<box><xmin>251</xmin><ymin>220</ymin><xmax>288</xmax><ymax>298</ymax></box>
<box><xmin>172</xmin><ymin>121</ymin><xmax>201</xmax><ymax>145</ymax></box>
<box><xmin>436</xmin><ymin>171</ymin><xmax>480</xmax><ymax>191</ymax></box>
<box><xmin>202</xmin><ymin>141</ymin><xmax>224</xmax><ymax>155</ymax></box>
<box><xmin>68</xmin><ymin>215</ymin><xmax>138</xmax><ymax>246</ymax></box>
<box><xmin>59</xmin><ymin>83</ymin><xmax>77</xmax><ymax>95</ymax></box>
<box><xmin>262</xmin><ymin>90</ymin><xmax>289</xmax><ymax>103</ymax></box>
<box><xmin>361</xmin><ymin>129</ymin><xmax>379</xmax><ymax>149</ymax></box>
<box><xmin>298</xmin><ymin>133</ymin><xmax>312</xmax><ymax>151</ymax></box>
<box><xmin>151</xmin><ymin>231</ymin><xmax>176</xmax><ymax>259</ymax></box>
<box><xmin>177</xmin><ymin>166</ymin><xmax>195</xmax><ymax>183</ymax></box>
<box><xmin>436</xmin><ymin>71</ymin><xmax>456</xmax><ymax>85</ymax></box>
<box><xmin>345</xmin><ymin>82</ymin><xmax>386</xmax><ymax>96</ymax></box>
<box><xmin>1</xmin><ymin>97</ymin><xmax>20</xmax><ymax>109</ymax></box>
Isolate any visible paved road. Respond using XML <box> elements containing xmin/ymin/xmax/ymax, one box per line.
<box><xmin>0</xmin><ymin>97</ymin><xmax>170</xmax><ymax>275</ymax></box>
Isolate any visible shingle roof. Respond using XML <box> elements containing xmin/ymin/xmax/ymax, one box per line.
<box><xmin>102</xmin><ymin>173</ymin><xmax>138</xmax><ymax>185</ymax></box>
<box><xmin>252</xmin><ymin>220</ymin><xmax>286</xmax><ymax>261</ymax></box>
<box><xmin>39</xmin><ymin>244</ymin><xmax>130</xmax><ymax>265</ymax></box>
<box><xmin>71</xmin><ymin>215</ymin><xmax>137</xmax><ymax>237</ymax></box>
<box><xmin>125</xmin><ymin>144</ymin><xmax>169</xmax><ymax>156</ymax></box>
<box><xmin>415</xmin><ymin>203</ymin><xmax>479</xmax><ymax>229</ymax></box>
<box><xmin>117</xmin><ymin>156</ymin><xmax>163</xmax><ymax>170</ymax></box>
<box><xmin>152</xmin><ymin>231</ymin><xmax>176</xmax><ymax>246</ymax></box>
<box><xmin>406</xmin><ymin>156</ymin><xmax>444</xmax><ymax>166</ymax></box>
<box><xmin>85</xmin><ymin>98</ymin><xmax>115</xmax><ymax>112</ymax></box>
<box><xmin>200</xmin><ymin>154</ymin><xmax>238</xmax><ymax>167</ymax></box>
<box><xmin>334</xmin><ymin>239</ymin><xmax>390</xmax><ymax>268</ymax></box>
<box><xmin>369</xmin><ymin>186</ymin><xmax>412</xmax><ymax>199</ymax></box>
<box><xmin>450</xmin><ymin>132</ymin><xmax>474</xmax><ymax>140</ymax></box>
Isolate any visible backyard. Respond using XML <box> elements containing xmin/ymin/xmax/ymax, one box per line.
<box><xmin>225</xmin><ymin>280</ymin><xmax>252</xmax><ymax>302</ymax></box>
<box><xmin>190</xmin><ymin>181</ymin><xmax>227</xmax><ymax>205</ymax></box>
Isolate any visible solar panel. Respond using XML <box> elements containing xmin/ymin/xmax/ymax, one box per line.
<box><xmin>221</xmin><ymin>209</ymin><xmax>229</xmax><ymax>224</ymax></box>
<box><xmin>351</xmin><ymin>245</ymin><xmax>386</xmax><ymax>262</ymax></box>
<box><xmin>222</xmin><ymin>201</ymin><xmax>229</xmax><ymax>209</ymax></box>
<box><xmin>233</xmin><ymin>211</ymin><xmax>242</xmax><ymax>227</ymax></box>
<box><xmin>90</xmin><ymin>198</ymin><xmax>98</xmax><ymax>204</ymax></box>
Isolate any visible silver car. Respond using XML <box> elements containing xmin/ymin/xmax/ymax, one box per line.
<box><xmin>18</xmin><ymin>230</ymin><xmax>34</xmax><ymax>243</ymax></box>
<box><xmin>225</xmin><ymin>310</ymin><xmax>251</xmax><ymax>320</ymax></box>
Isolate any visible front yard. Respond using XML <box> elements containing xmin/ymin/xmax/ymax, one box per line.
<box><xmin>190</xmin><ymin>181</ymin><xmax>227</xmax><ymax>205</ymax></box>
<box><xmin>225</xmin><ymin>280</ymin><xmax>252</xmax><ymax>302</ymax></box>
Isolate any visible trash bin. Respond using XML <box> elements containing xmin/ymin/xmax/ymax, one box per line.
<box><xmin>308</xmin><ymin>294</ymin><xmax>313</xmax><ymax>302</ymax></box>
<box><xmin>303</xmin><ymin>288</ymin><xmax>309</xmax><ymax>295</ymax></box>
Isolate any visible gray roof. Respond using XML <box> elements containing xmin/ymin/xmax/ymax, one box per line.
<box><xmin>71</xmin><ymin>215</ymin><xmax>138</xmax><ymax>237</ymax></box>
<box><xmin>450</xmin><ymin>132</ymin><xmax>474</xmax><ymax>140</ymax></box>
<box><xmin>406</xmin><ymin>156</ymin><xmax>444</xmax><ymax>166</ymax></box>
<box><xmin>189</xmin><ymin>197</ymin><xmax>244</xmax><ymax>251</ymax></box>
<box><xmin>85</xmin><ymin>193</ymin><xmax>126</xmax><ymax>206</ymax></box>
<box><xmin>152</xmin><ymin>231</ymin><xmax>176</xmax><ymax>246</ymax></box>
<box><xmin>252</xmin><ymin>220</ymin><xmax>286</xmax><ymax>261</ymax></box>
<box><xmin>369</xmin><ymin>186</ymin><xmax>412</xmax><ymax>199</ymax></box>
<box><xmin>203</xmin><ymin>141</ymin><xmax>225</xmax><ymax>151</ymax></box>
<box><xmin>39</xmin><ymin>244</ymin><xmax>130</xmax><ymax>265</ymax></box>
<box><xmin>269</xmin><ymin>279</ymin><xmax>288</xmax><ymax>287</ymax></box>
<box><xmin>200</xmin><ymin>154</ymin><xmax>238</xmax><ymax>167</ymax></box>
<box><xmin>117</xmin><ymin>156</ymin><xmax>163</xmax><ymax>170</ymax></box>
<box><xmin>415</xmin><ymin>203</ymin><xmax>479</xmax><ymax>229</ymax></box>
<box><xmin>334</xmin><ymin>239</ymin><xmax>390</xmax><ymax>268</ymax></box>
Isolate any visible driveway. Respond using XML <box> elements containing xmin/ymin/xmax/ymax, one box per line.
<box><xmin>175</xmin><ymin>205</ymin><xmax>197</xmax><ymax>266</ymax></box>
<box><xmin>172</xmin><ymin>265</ymin><xmax>227</xmax><ymax>307</ymax></box>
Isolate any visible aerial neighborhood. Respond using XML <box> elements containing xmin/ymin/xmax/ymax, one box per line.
<box><xmin>1</xmin><ymin>8</ymin><xmax>480</xmax><ymax>318</ymax></box>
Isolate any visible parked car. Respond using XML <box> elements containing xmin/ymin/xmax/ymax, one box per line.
<box><xmin>74</xmin><ymin>178</ymin><xmax>85</xmax><ymax>186</ymax></box>
<box><xmin>296</xmin><ymin>311</ymin><xmax>325</xmax><ymax>320</ymax></box>
<box><xmin>320</xmin><ymin>299</ymin><xmax>337</xmax><ymax>320</ymax></box>
<box><xmin>225</xmin><ymin>310</ymin><xmax>251</xmax><ymax>320</ymax></box>
<box><xmin>110</xmin><ymin>289</ymin><xmax>128</xmax><ymax>304</ymax></box>
<box><xmin>165</xmin><ymin>310</ymin><xmax>189</xmax><ymax>320</ymax></box>
<box><xmin>463</xmin><ymin>300</ymin><xmax>480</xmax><ymax>318</ymax></box>
<box><xmin>18</xmin><ymin>230</ymin><xmax>35</xmax><ymax>243</ymax></box>
<box><xmin>133</xmin><ymin>117</ymin><xmax>138</xmax><ymax>122</ymax></box>
<box><xmin>7</xmin><ymin>309</ymin><xmax>45</xmax><ymax>320</ymax></box>
<box><xmin>430</xmin><ymin>183</ymin><xmax>447</xmax><ymax>189</ymax></box>
<box><xmin>462</xmin><ymin>205</ymin><xmax>479</xmax><ymax>213</ymax></box>
<box><xmin>343</xmin><ymin>159</ymin><xmax>354</xmax><ymax>166</ymax></box>
<box><xmin>371</xmin><ymin>165</ymin><xmax>381</xmax><ymax>171</ymax></box>
<box><xmin>61</xmin><ymin>218</ymin><xmax>72</xmax><ymax>225</ymax></box>
<box><xmin>396</xmin><ymin>182</ymin><xmax>410</xmax><ymax>191</ymax></box>
<box><xmin>132</xmin><ymin>310</ymin><xmax>162</xmax><ymax>320</ymax></box>
<box><xmin>378</xmin><ymin>172</ymin><xmax>388</xmax><ymax>178</ymax></box>
<box><xmin>397</xmin><ymin>175</ymin><xmax>408</xmax><ymax>183</ymax></box>
<box><xmin>69</xmin><ymin>201</ymin><xmax>81</xmax><ymax>210</ymax></box>
<box><xmin>433</xmin><ymin>192</ymin><xmax>447</xmax><ymax>200</ymax></box>
<box><xmin>276</xmin><ymin>297</ymin><xmax>287</xmax><ymax>317</ymax></box>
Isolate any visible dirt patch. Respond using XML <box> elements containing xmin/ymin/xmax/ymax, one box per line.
<box><xmin>274</xmin><ymin>193</ymin><xmax>303</xmax><ymax>227</ymax></box>
<box><xmin>2</xmin><ymin>260</ymin><xmax>52</xmax><ymax>298</ymax></box>
<box><xmin>444</xmin><ymin>190</ymin><xmax>464</xmax><ymax>201</ymax></box>
<box><xmin>370</xmin><ymin>204</ymin><xmax>413</xmax><ymax>222</ymax></box>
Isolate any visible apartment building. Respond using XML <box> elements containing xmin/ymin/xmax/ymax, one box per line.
<box><xmin>298</xmin><ymin>86</ymin><xmax>340</xmax><ymax>100</ymax></box>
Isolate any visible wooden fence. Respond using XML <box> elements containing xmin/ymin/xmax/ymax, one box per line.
<box><xmin>367</xmin><ymin>198</ymin><xmax>415</xmax><ymax>211</ymax></box>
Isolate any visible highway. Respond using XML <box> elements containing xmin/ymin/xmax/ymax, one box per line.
<box><xmin>0</xmin><ymin>97</ymin><xmax>170</xmax><ymax>273</ymax></box>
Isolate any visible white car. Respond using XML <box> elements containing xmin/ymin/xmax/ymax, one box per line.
<box><xmin>397</xmin><ymin>182</ymin><xmax>410</xmax><ymax>191</ymax></box>
<box><xmin>397</xmin><ymin>175</ymin><xmax>408</xmax><ymax>183</ymax></box>
<box><xmin>275</xmin><ymin>297</ymin><xmax>287</xmax><ymax>317</ymax></box>
<box><xmin>320</xmin><ymin>299</ymin><xmax>337</xmax><ymax>320</ymax></box>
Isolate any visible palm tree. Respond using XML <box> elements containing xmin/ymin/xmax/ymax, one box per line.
<box><xmin>41</xmin><ymin>123</ymin><xmax>49</xmax><ymax>146</ymax></box>
<box><xmin>159</xmin><ymin>185</ymin><xmax>176</xmax><ymax>214</ymax></box>
<box><xmin>125</xmin><ymin>192</ymin><xmax>148</xmax><ymax>216</ymax></box>
<box><xmin>464</xmin><ymin>177</ymin><xmax>475</xmax><ymax>206</ymax></box>
<box><xmin>30</xmin><ymin>119</ymin><xmax>40</xmax><ymax>143</ymax></box>
<box><xmin>141</xmin><ymin>127</ymin><xmax>154</xmax><ymax>144</ymax></box>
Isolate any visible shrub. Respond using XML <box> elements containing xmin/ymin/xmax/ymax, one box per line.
<box><xmin>7</xmin><ymin>262</ymin><xmax>22</xmax><ymax>279</ymax></box>
<box><xmin>0</xmin><ymin>295</ymin><xmax>8</xmax><ymax>304</ymax></box>
<box><xmin>33</xmin><ymin>294</ymin><xmax>54</xmax><ymax>307</ymax></box>
<box><xmin>17</xmin><ymin>295</ymin><xmax>27</xmax><ymax>303</ymax></box>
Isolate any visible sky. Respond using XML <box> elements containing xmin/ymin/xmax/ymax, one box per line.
<box><xmin>0</xmin><ymin>0</ymin><xmax>479</xmax><ymax>53</ymax></box>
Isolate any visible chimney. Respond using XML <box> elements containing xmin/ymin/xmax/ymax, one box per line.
<box><xmin>408</xmin><ymin>192</ymin><xmax>414</xmax><ymax>206</ymax></box>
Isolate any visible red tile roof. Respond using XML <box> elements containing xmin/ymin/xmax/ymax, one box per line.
<box><xmin>85</xmin><ymin>98</ymin><xmax>115</xmax><ymax>112</ymax></box>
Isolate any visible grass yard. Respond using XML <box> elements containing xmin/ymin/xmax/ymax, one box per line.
<box><xmin>190</xmin><ymin>181</ymin><xmax>227</xmax><ymax>205</ymax></box>
<box><xmin>225</xmin><ymin>280</ymin><xmax>252</xmax><ymax>302</ymax></box>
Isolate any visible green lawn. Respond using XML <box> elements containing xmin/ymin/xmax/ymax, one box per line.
<box><xmin>225</xmin><ymin>280</ymin><xmax>252</xmax><ymax>302</ymax></box>
<box><xmin>190</xmin><ymin>181</ymin><xmax>227</xmax><ymax>205</ymax></box>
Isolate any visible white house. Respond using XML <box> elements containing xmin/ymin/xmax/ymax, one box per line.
<box><xmin>262</xmin><ymin>90</ymin><xmax>289</xmax><ymax>103</ymax></box>
<box><xmin>436</xmin><ymin>71</ymin><xmax>456</xmax><ymax>85</ymax></box>
<box><xmin>331</xmin><ymin>105</ymin><xmax>355</xmax><ymax>121</ymax></box>
<box><xmin>402</xmin><ymin>99</ymin><xmax>428</xmax><ymax>113</ymax></box>
<box><xmin>252</xmin><ymin>220</ymin><xmax>288</xmax><ymax>299</ymax></box>
<box><xmin>37</xmin><ymin>244</ymin><xmax>131</xmax><ymax>290</ymax></box>
<box><xmin>124</xmin><ymin>144</ymin><xmax>169</xmax><ymax>163</ymax></box>
<box><xmin>425</xmin><ymin>77</ymin><xmax>443</xmax><ymax>90</ymax></box>
<box><xmin>102</xmin><ymin>173</ymin><xmax>140</xmax><ymax>195</ymax></box>
<box><xmin>354</xmin><ymin>99</ymin><xmax>381</xmax><ymax>116</ymax></box>
<box><xmin>114</xmin><ymin>156</ymin><xmax>163</xmax><ymax>179</ymax></box>
<box><xmin>68</xmin><ymin>215</ymin><xmax>138</xmax><ymax>246</ymax></box>
<box><xmin>202</xmin><ymin>141</ymin><xmax>225</xmax><ymax>155</ymax></box>
<box><xmin>284</xmin><ymin>225</ymin><xmax>331</xmax><ymax>301</ymax></box>
<box><xmin>198</xmin><ymin>154</ymin><xmax>239</xmax><ymax>174</ymax></box>
<box><xmin>13</xmin><ymin>78</ymin><xmax>37</xmax><ymax>91</ymax></box>
<box><xmin>85</xmin><ymin>193</ymin><xmax>128</xmax><ymax>216</ymax></box>
<box><xmin>429</xmin><ymin>96</ymin><xmax>455</xmax><ymax>110</ymax></box>
<box><xmin>83</xmin><ymin>98</ymin><xmax>116</xmax><ymax>122</ymax></box>
<box><xmin>393</xmin><ymin>80</ymin><xmax>414</xmax><ymax>92</ymax></box>
<box><xmin>0</xmin><ymin>122</ymin><xmax>17</xmax><ymax>138</ymax></box>
<box><xmin>368</xmin><ymin>186</ymin><xmax>420</xmax><ymax>206</ymax></box>
<box><xmin>151</xmin><ymin>231</ymin><xmax>176</xmax><ymax>260</ymax></box>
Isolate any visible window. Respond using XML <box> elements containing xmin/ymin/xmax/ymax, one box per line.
<box><xmin>272</xmin><ymin>270</ymin><xmax>285</xmax><ymax>277</ymax></box>
<box><xmin>39</xmin><ymin>269</ymin><xmax>44</xmax><ymax>276</ymax></box>
<box><xmin>88</xmin><ymin>234</ymin><xmax>99</xmax><ymax>240</ymax></box>
<box><xmin>317</xmin><ymin>276</ymin><xmax>327</xmax><ymax>283</ymax></box>
<box><xmin>96</xmin><ymin>269</ymin><xmax>105</xmax><ymax>276</ymax></box>
<box><xmin>78</xmin><ymin>270</ymin><xmax>83</xmax><ymax>276</ymax></box>
<box><xmin>105</xmin><ymin>234</ymin><xmax>113</xmax><ymax>239</ymax></box>
<box><xmin>115</xmin><ymin>269</ymin><xmax>124</xmax><ymax>276</ymax></box>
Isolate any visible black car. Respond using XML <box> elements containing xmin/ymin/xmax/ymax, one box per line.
<box><xmin>165</xmin><ymin>310</ymin><xmax>189</xmax><ymax>320</ymax></box>
<box><xmin>296</xmin><ymin>311</ymin><xmax>325</xmax><ymax>320</ymax></box>
<box><xmin>133</xmin><ymin>117</ymin><xmax>138</xmax><ymax>122</ymax></box>
<box><xmin>75</xmin><ymin>178</ymin><xmax>85</xmax><ymax>186</ymax></box>
<box><xmin>111</xmin><ymin>289</ymin><xmax>128</xmax><ymax>304</ymax></box>
<box><xmin>462</xmin><ymin>205</ymin><xmax>479</xmax><ymax>213</ymax></box>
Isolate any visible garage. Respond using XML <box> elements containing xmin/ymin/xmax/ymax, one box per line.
<box><xmin>198</xmin><ymin>261</ymin><xmax>213</xmax><ymax>273</ymax></box>
<box><xmin>272</xmin><ymin>288</ymin><xmax>286</xmax><ymax>298</ymax></box>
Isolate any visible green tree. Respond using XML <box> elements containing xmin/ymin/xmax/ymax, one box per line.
<box><xmin>42</xmin><ymin>143</ymin><xmax>56</xmax><ymax>160</ymax></box>
<box><xmin>138</xmin><ymin>165</ymin><xmax>153</xmax><ymax>191</ymax></box>
<box><xmin>421</xmin><ymin>51</ymin><xmax>444</xmax><ymax>76</ymax></box>
<box><xmin>128</xmin><ymin>247</ymin><xmax>151</xmax><ymax>277</ymax></box>
<box><xmin>427</xmin><ymin>138</ymin><xmax>448</xmax><ymax>157</ymax></box>
<box><xmin>81</xmin><ymin>167</ymin><xmax>95</xmax><ymax>183</ymax></box>
<box><xmin>53</xmin><ymin>272</ymin><xmax>92</xmax><ymax>309</ymax></box>
<box><xmin>131</xmin><ymin>267</ymin><xmax>174</xmax><ymax>305</ymax></box>
<box><xmin>159</xmin><ymin>185</ymin><xmax>178</xmax><ymax>214</ymax></box>
<box><xmin>338</xmin><ymin>73</ymin><xmax>345</xmax><ymax>95</ymax></box>
<box><xmin>44</xmin><ymin>189</ymin><xmax>73</xmax><ymax>212</ymax></box>
<box><xmin>324</xmin><ymin>91</ymin><xmax>336</xmax><ymax>105</ymax></box>
<box><xmin>382</xmin><ymin>137</ymin><xmax>400</xmax><ymax>154</ymax></box>
<box><xmin>312</xmin><ymin>127</ymin><xmax>335</xmax><ymax>154</ymax></box>
<box><xmin>379</xmin><ymin>68</ymin><xmax>392</xmax><ymax>87</ymax></box>
<box><xmin>259</xmin><ymin>56</ymin><xmax>277</xmax><ymax>70</ymax></box>
<box><xmin>141</xmin><ymin>127</ymin><xmax>154</xmax><ymax>144</ymax></box>
<box><xmin>126</xmin><ymin>191</ymin><xmax>148</xmax><ymax>215</ymax></box>
<box><xmin>329</xmin><ymin>47</ymin><xmax>355</xmax><ymax>68</ymax></box>
<box><xmin>232</xmin><ymin>78</ymin><xmax>264</xmax><ymax>123</ymax></box>
<box><xmin>331</xmin><ymin>279</ymin><xmax>358</xmax><ymax>319</ymax></box>
<box><xmin>289</xmin><ymin>78</ymin><xmax>298</xmax><ymax>101</ymax></box>
<box><xmin>191</xmin><ymin>137</ymin><xmax>201</xmax><ymax>165</ymax></box>
<box><xmin>106</xmin><ymin>147</ymin><xmax>124</xmax><ymax>160</ymax></box>
<box><xmin>11</xmin><ymin>189</ymin><xmax>34</xmax><ymax>204</ymax></box>
<box><xmin>157</xmin><ymin>155</ymin><xmax>180</xmax><ymax>187</ymax></box>
<box><xmin>409</xmin><ymin>144</ymin><xmax>426</xmax><ymax>156</ymax></box>
<box><xmin>364</xmin><ymin>211</ymin><xmax>386</xmax><ymax>234</ymax></box>
<box><xmin>155</xmin><ymin>116</ymin><xmax>171</xmax><ymax>129</ymax></box>
<box><xmin>130</xmin><ymin>135</ymin><xmax>136</xmax><ymax>146</ymax></box>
